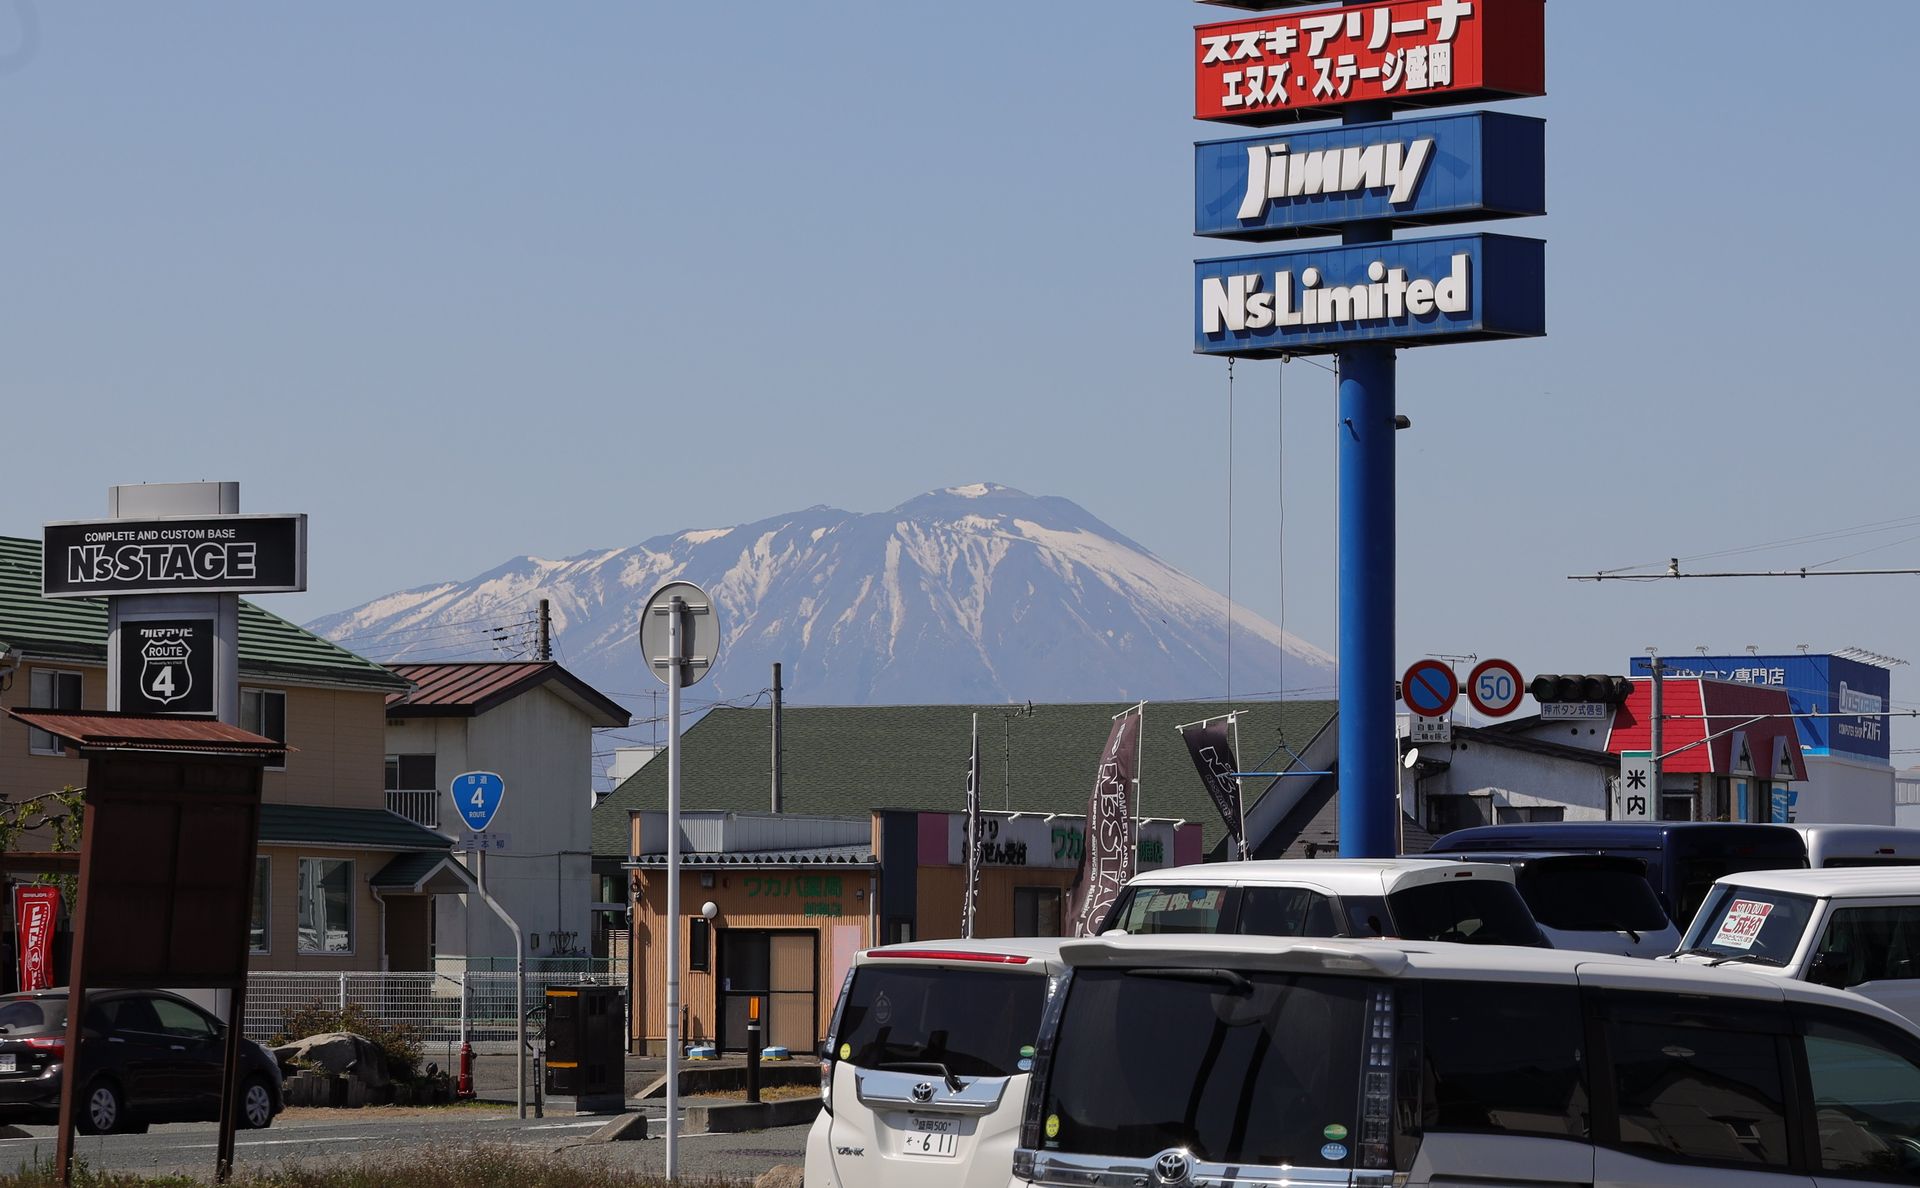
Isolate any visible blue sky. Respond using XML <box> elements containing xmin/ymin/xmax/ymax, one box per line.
<box><xmin>7</xmin><ymin>3</ymin><xmax>1920</xmax><ymax>746</ymax></box>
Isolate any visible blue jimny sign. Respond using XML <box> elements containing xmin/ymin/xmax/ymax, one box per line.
<box><xmin>1195</xmin><ymin>232</ymin><xmax>1544</xmax><ymax>357</ymax></box>
<box><xmin>451</xmin><ymin>770</ymin><xmax>507</xmax><ymax>833</ymax></box>
<box><xmin>1195</xmin><ymin>111</ymin><xmax>1545</xmax><ymax>242</ymax></box>
<box><xmin>1629</xmin><ymin>654</ymin><xmax>1892</xmax><ymax>765</ymax></box>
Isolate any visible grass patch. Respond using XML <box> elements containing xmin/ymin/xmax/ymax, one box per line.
<box><xmin>706</xmin><ymin>1085</ymin><xmax>817</xmax><ymax>1102</ymax></box>
<box><xmin>0</xmin><ymin>1148</ymin><xmax>751</xmax><ymax>1188</ymax></box>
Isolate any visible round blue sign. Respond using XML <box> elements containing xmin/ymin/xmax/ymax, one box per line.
<box><xmin>1400</xmin><ymin>660</ymin><xmax>1458</xmax><ymax>718</ymax></box>
<box><xmin>451</xmin><ymin>771</ymin><xmax>506</xmax><ymax>833</ymax></box>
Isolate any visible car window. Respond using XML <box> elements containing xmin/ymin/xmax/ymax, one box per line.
<box><xmin>1516</xmin><ymin>863</ymin><xmax>1670</xmax><ymax>934</ymax></box>
<box><xmin>1342</xmin><ymin>895</ymin><xmax>1389</xmax><ymax>938</ymax></box>
<box><xmin>1236</xmin><ymin>887</ymin><xmax>1339</xmax><ymax>938</ymax></box>
<box><xmin>1801</xmin><ymin>1010</ymin><xmax>1920</xmax><ymax>1179</ymax></box>
<box><xmin>1814</xmin><ymin>905</ymin><xmax>1920</xmax><ymax>988</ymax></box>
<box><xmin>103</xmin><ymin>996</ymin><xmax>163</xmax><ymax>1035</ymax></box>
<box><xmin>0</xmin><ymin>1000</ymin><xmax>53</xmax><ymax>1033</ymax></box>
<box><xmin>834</xmin><ymin>965</ymin><xmax>1045</xmax><ymax>1079</ymax></box>
<box><xmin>1675</xmin><ymin>854</ymin><xmax>1805</xmax><ymax>925</ymax></box>
<box><xmin>149</xmin><ymin>997</ymin><xmax>217</xmax><ymax>1040</ymax></box>
<box><xmin>1106</xmin><ymin>886</ymin><xmax>1230</xmax><ymax>935</ymax></box>
<box><xmin>1678</xmin><ymin>885</ymin><xmax>1817</xmax><ymax>967</ymax></box>
<box><xmin>1601</xmin><ymin>993</ymin><xmax>1791</xmax><ymax>1168</ymax></box>
<box><xmin>1386</xmin><ymin>881</ymin><xmax>1545</xmax><ymax>946</ymax></box>
<box><xmin>1420</xmin><ymin>981</ymin><xmax>1588</xmax><ymax>1140</ymax></box>
<box><xmin>1038</xmin><ymin>967</ymin><xmax>1374</xmax><ymax>1169</ymax></box>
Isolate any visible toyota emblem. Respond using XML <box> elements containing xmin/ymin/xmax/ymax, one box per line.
<box><xmin>1153</xmin><ymin>1149</ymin><xmax>1192</xmax><ymax>1185</ymax></box>
<box><xmin>911</xmin><ymin>1081</ymin><xmax>935</xmax><ymax>1104</ymax></box>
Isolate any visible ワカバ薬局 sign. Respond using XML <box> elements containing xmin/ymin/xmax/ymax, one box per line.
<box><xmin>42</xmin><ymin>514</ymin><xmax>306</xmax><ymax>599</ymax></box>
<box><xmin>1195</xmin><ymin>111</ymin><xmax>1543</xmax><ymax>241</ymax></box>
<box><xmin>1194</xmin><ymin>0</ymin><xmax>1545</xmax><ymax>126</ymax></box>
<box><xmin>1195</xmin><ymin>231</ymin><xmax>1543</xmax><ymax>356</ymax></box>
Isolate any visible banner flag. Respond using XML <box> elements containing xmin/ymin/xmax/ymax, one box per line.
<box><xmin>1068</xmin><ymin>706</ymin><xmax>1143</xmax><ymax>937</ymax></box>
<box><xmin>14</xmin><ymin>885</ymin><xmax>60</xmax><ymax>992</ymax></box>
<box><xmin>1179</xmin><ymin>718</ymin><xmax>1246</xmax><ymax>852</ymax></box>
<box><xmin>962</xmin><ymin>714</ymin><xmax>981</xmax><ymax>939</ymax></box>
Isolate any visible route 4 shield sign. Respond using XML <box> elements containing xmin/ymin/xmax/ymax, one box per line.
<box><xmin>451</xmin><ymin>771</ymin><xmax>506</xmax><ymax>833</ymax></box>
<box><xmin>117</xmin><ymin>617</ymin><xmax>215</xmax><ymax>715</ymax></box>
<box><xmin>1616</xmin><ymin>752</ymin><xmax>1653</xmax><ymax>821</ymax></box>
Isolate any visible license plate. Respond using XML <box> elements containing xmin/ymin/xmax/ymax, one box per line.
<box><xmin>900</xmin><ymin>1128</ymin><xmax>958</xmax><ymax>1157</ymax></box>
<box><xmin>0</xmin><ymin>1055</ymin><xmax>15</xmax><ymax>1073</ymax></box>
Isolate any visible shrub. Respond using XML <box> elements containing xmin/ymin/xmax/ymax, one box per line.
<box><xmin>269</xmin><ymin>1001</ymin><xmax>424</xmax><ymax>1083</ymax></box>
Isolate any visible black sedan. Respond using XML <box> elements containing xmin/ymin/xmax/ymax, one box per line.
<box><xmin>0</xmin><ymin>988</ymin><xmax>283</xmax><ymax>1134</ymax></box>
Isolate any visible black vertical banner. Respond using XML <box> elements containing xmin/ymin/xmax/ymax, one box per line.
<box><xmin>1068</xmin><ymin>708</ymin><xmax>1142</xmax><ymax>937</ymax></box>
<box><xmin>1179</xmin><ymin>720</ymin><xmax>1245</xmax><ymax>850</ymax></box>
<box><xmin>962</xmin><ymin>714</ymin><xmax>980</xmax><ymax>939</ymax></box>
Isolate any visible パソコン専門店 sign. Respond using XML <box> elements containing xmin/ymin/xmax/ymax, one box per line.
<box><xmin>42</xmin><ymin>514</ymin><xmax>306</xmax><ymax>599</ymax></box>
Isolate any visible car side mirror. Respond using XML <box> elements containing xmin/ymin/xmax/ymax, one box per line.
<box><xmin>1808</xmin><ymin>951</ymin><xmax>1852</xmax><ymax>989</ymax></box>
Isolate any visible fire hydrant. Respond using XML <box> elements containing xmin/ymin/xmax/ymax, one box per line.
<box><xmin>457</xmin><ymin>1041</ymin><xmax>476</xmax><ymax>1099</ymax></box>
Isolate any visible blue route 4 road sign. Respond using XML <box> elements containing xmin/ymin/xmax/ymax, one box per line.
<box><xmin>1401</xmin><ymin>660</ymin><xmax>1459</xmax><ymax>718</ymax></box>
<box><xmin>451</xmin><ymin>771</ymin><xmax>506</xmax><ymax>833</ymax></box>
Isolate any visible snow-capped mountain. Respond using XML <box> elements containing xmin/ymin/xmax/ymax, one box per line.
<box><xmin>305</xmin><ymin>484</ymin><xmax>1336</xmax><ymax>709</ymax></box>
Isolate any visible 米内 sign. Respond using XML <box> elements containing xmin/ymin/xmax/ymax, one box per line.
<box><xmin>1196</xmin><ymin>111</ymin><xmax>1544</xmax><ymax>241</ymax></box>
<box><xmin>42</xmin><ymin>514</ymin><xmax>307</xmax><ymax>599</ymax></box>
<box><xmin>117</xmin><ymin>618</ymin><xmax>216</xmax><ymax>715</ymax></box>
<box><xmin>1195</xmin><ymin>0</ymin><xmax>1545</xmax><ymax>126</ymax></box>
<box><xmin>1196</xmin><ymin>232</ymin><xmax>1544</xmax><ymax>356</ymax></box>
<box><xmin>450</xmin><ymin>771</ymin><xmax>506</xmax><ymax>833</ymax></box>
<box><xmin>1616</xmin><ymin>751</ymin><xmax>1653</xmax><ymax>821</ymax></box>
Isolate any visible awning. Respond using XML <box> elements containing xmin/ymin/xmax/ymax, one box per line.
<box><xmin>371</xmin><ymin>852</ymin><xmax>476</xmax><ymax>895</ymax></box>
<box><xmin>7</xmin><ymin>708</ymin><xmax>289</xmax><ymax>760</ymax></box>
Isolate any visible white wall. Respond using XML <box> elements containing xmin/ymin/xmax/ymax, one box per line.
<box><xmin>1416</xmin><ymin>738</ymin><xmax>1613</xmax><ymax>827</ymax></box>
<box><xmin>1793</xmin><ymin>754</ymin><xmax>1895</xmax><ymax>825</ymax></box>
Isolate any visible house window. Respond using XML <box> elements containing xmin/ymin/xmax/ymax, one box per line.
<box><xmin>688</xmin><ymin>917</ymin><xmax>711</xmax><ymax>972</ymax></box>
<box><xmin>251</xmin><ymin>855</ymin><xmax>271</xmax><ymax>954</ymax></box>
<box><xmin>385</xmin><ymin>754</ymin><xmax>439</xmax><ymax>827</ymax></box>
<box><xmin>297</xmin><ymin>858</ymin><xmax>354</xmax><ymax>955</ymax></box>
<box><xmin>27</xmin><ymin>670</ymin><xmax>82</xmax><ymax>756</ymax></box>
<box><xmin>240</xmin><ymin>689</ymin><xmax>287</xmax><ymax>768</ymax></box>
<box><xmin>1014</xmin><ymin>887</ymin><xmax>1063</xmax><ymax>937</ymax></box>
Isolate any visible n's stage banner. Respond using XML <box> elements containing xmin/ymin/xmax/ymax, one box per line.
<box><xmin>1068</xmin><ymin>706</ymin><xmax>1143</xmax><ymax>937</ymax></box>
<box><xmin>962</xmin><ymin>714</ymin><xmax>981</xmax><ymax>939</ymax></box>
<box><xmin>14</xmin><ymin>886</ymin><xmax>60</xmax><ymax>992</ymax></box>
<box><xmin>1179</xmin><ymin>718</ymin><xmax>1246</xmax><ymax>852</ymax></box>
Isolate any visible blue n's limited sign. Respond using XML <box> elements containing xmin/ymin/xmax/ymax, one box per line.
<box><xmin>1195</xmin><ymin>232</ymin><xmax>1544</xmax><ymax>356</ymax></box>
<box><xmin>1196</xmin><ymin>111</ymin><xmax>1544</xmax><ymax>241</ymax></box>
<box><xmin>451</xmin><ymin>771</ymin><xmax>506</xmax><ymax>833</ymax></box>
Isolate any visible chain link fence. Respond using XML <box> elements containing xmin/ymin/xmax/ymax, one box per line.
<box><xmin>244</xmin><ymin>968</ymin><xmax>625</xmax><ymax>1056</ymax></box>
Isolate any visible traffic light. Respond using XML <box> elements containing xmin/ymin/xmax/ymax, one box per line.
<box><xmin>1528</xmin><ymin>674</ymin><xmax>1633</xmax><ymax>704</ymax></box>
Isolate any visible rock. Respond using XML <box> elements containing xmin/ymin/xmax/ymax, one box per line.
<box><xmin>754</xmin><ymin>1166</ymin><xmax>804</xmax><ymax>1188</ymax></box>
<box><xmin>271</xmin><ymin>1032</ymin><xmax>391</xmax><ymax>1089</ymax></box>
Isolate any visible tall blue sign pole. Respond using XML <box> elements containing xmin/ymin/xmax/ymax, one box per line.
<box><xmin>1337</xmin><ymin>97</ymin><xmax>1398</xmax><ymax>855</ymax></box>
<box><xmin>1190</xmin><ymin>0</ymin><xmax>1548</xmax><ymax>857</ymax></box>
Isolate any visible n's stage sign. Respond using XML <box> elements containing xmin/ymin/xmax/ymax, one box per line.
<box><xmin>117</xmin><ymin>618</ymin><xmax>216</xmax><ymax>715</ymax></box>
<box><xmin>1195</xmin><ymin>0</ymin><xmax>1545</xmax><ymax>125</ymax></box>
<box><xmin>42</xmin><ymin>514</ymin><xmax>306</xmax><ymax>599</ymax></box>
<box><xmin>1196</xmin><ymin>111</ymin><xmax>1543</xmax><ymax>241</ymax></box>
<box><xmin>1195</xmin><ymin>231</ymin><xmax>1543</xmax><ymax>355</ymax></box>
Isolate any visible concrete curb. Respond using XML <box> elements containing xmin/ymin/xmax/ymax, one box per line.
<box><xmin>685</xmin><ymin>1097</ymin><xmax>822</xmax><ymax>1134</ymax></box>
<box><xmin>634</xmin><ymin>1063</ymin><xmax>816</xmax><ymax>1100</ymax></box>
<box><xmin>590</xmin><ymin>1113</ymin><xmax>663</xmax><ymax>1143</ymax></box>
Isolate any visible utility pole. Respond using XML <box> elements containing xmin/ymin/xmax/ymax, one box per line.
<box><xmin>771</xmin><ymin>662</ymin><xmax>784</xmax><ymax>813</ymax></box>
<box><xmin>537</xmin><ymin>598</ymin><xmax>551</xmax><ymax>661</ymax></box>
<box><xmin>1648</xmin><ymin>650</ymin><xmax>1664</xmax><ymax>819</ymax></box>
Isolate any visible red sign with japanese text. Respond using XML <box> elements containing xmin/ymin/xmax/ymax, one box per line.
<box><xmin>1195</xmin><ymin>0</ymin><xmax>1544</xmax><ymax>125</ymax></box>
<box><xmin>14</xmin><ymin>886</ymin><xmax>60</xmax><ymax>992</ymax></box>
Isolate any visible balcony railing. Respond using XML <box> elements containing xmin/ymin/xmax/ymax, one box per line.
<box><xmin>387</xmin><ymin>789</ymin><xmax>440</xmax><ymax>829</ymax></box>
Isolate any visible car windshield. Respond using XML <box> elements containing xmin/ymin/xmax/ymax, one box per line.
<box><xmin>0</xmin><ymin>998</ymin><xmax>60</xmax><ymax>1034</ymax></box>
<box><xmin>1517</xmin><ymin>862</ymin><xmax>1671</xmax><ymax>933</ymax></box>
<box><xmin>835</xmin><ymin>964</ymin><xmax>1045</xmax><ymax>1079</ymax></box>
<box><xmin>1679</xmin><ymin>885</ymin><xmax>1818</xmax><ymax>965</ymax></box>
<box><xmin>1104</xmin><ymin>885</ymin><xmax>1229</xmax><ymax>935</ymax></box>
<box><xmin>1676</xmin><ymin>854</ymin><xmax>1806</xmax><ymax>925</ymax></box>
<box><xmin>1386</xmin><ymin>880</ymin><xmax>1546</xmax><ymax>946</ymax></box>
<box><xmin>1038</xmin><ymin>967</ymin><xmax>1372</xmax><ymax>1167</ymax></box>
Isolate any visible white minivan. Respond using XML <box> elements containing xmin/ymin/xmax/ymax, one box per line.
<box><xmin>1012</xmin><ymin>933</ymin><xmax>1920</xmax><ymax>1187</ymax></box>
<box><xmin>1100</xmin><ymin>859</ymin><xmax>1549</xmax><ymax>948</ymax></box>
<box><xmin>806</xmin><ymin>938</ymin><xmax>1065</xmax><ymax>1188</ymax></box>
<box><xmin>1669</xmin><ymin>866</ymin><xmax>1920</xmax><ymax>1026</ymax></box>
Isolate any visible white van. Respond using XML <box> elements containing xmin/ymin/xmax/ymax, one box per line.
<box><xmin>1012</xmin><ymin>933</ymin><xmax>1920</xmax><ymax>1187</ymax></box>
<box><xmin>806</xmin><ymin>938</ymin><xmax>1065</xmax><ymax>1188</ymax></box>
<box><xmin>1788</xmin><ymin>824</ymin><xmax>1920</xmax><ymax>869</ymax></box>
<box><xmin>1100</xmin><ymin>859</ymin><xmax>1549</xmax><ymax>948</ymax></box>
<box><xmin>1669</xmin><ymin>866</ymin><xmax>1920</xmax><ymax>1025</ymax></box>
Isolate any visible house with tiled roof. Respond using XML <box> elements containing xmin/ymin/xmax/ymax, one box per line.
<box><xmin>0</xmin><ymin>536</ymin><xmax>456</xmax><ymax>974</ymax></box>
<box><xmin>382</xmin><ymin>661</ymin><xmax>628</xmax><ymax>970</ymax></box>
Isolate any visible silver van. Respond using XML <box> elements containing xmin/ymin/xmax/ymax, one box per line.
<box><xmin>807</xmin><ymin>938</ymin><xmax>1065</xmax><ymax>1188</ymax></box>
<box><xmin>1012</xmin><ymin>934</ymin><xmax>1920</xmax><ymax>1187</ymax></box>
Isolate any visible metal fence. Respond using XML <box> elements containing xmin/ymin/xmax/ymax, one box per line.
<box><xmin>244</xmin><ymin>969</ymin><xmax>625</xmax><ymax>1056</ymax></box>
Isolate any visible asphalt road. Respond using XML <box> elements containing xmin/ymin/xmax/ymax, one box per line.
<box><xmin>0</xmin><ymin>1107</ymin><xmax>809</xmax><ymax>1183</ymax></box>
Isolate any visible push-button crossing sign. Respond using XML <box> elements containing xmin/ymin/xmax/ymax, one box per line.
<box><xmin>1617</xmin><ymin>752</ymin><xmax>1653</xmax><ymax>821</ymax></box>
<box><xmin>452</xmin><ymin>771</ymin><xmax>506</xmax><ymax>834</ymax></box>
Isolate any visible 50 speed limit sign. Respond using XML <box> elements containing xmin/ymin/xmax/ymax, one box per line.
<box><xmin>1466</xmin><ymin>658</ymin><xmax>1524</xmax><ymax>717</ymax></box>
